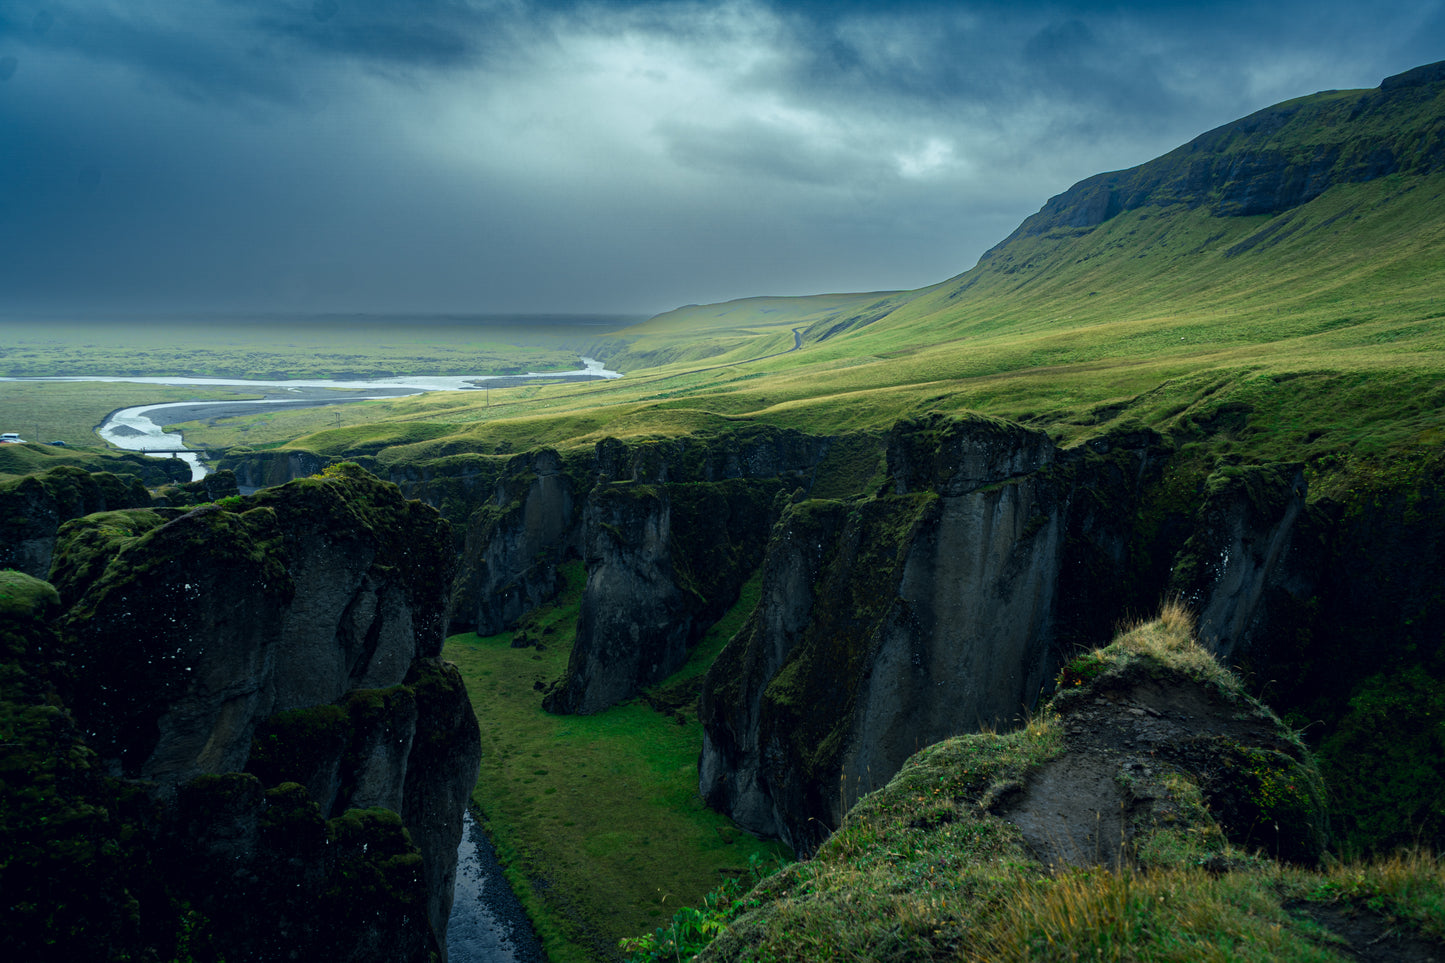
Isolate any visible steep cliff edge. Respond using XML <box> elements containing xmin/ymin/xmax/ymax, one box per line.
<box><xmin>508</xmin><ymin>428</ymin><xmax>836</xmax><ymax>715</ymax></box>
<box><xmin>694</xmin><ymin>414</ymin><xmax>1408</xmax><ymax>856</ymax></box>
<box><xmin>454</xmin><ymin>448</ymin><xmax>580</xmax><ymax>636</ymax></box>
<box><xmin>699</xmin><ymin>414</ymin><xmax>1067</xmax><ymax>853</ymax></box>
<box><xmin>0</xmin><ymin>465</ymin><xmax>154</xmax><ymax>578</ymax></box>
<box><xmin>1</xmin><ymin>467</ymin><xmax>479</xmax><ymax>962</ymax></box>
<box><xmin>545</xmin><ymin>478</ymin><xmax>781</xmax><ymax>714</ymax></box>
<box><xmin>687</xmin><ymin>611</ymin><xmax>1362</xmax><ymax>962</ymax></box>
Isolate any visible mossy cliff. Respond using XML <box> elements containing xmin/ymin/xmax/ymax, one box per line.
<box><xmin>224</xmin><ymin>413</ymin><xmax>1439</xmax><ymax>857</ymax></box>
<box><xmin>452</xmin><ymin>448</ymin><xmax>585</xmax><ymax>636</ymax></box>
<box><xmin>684</xmin><ymin>612</ymin><xmax>1369</xmax><ymax>963</ymax></box>
<box><xmin>535</xmin><ymin>428</ymin><xmax>834</xmax><ymax>715</ymax></box>
<box><xmin>545</xmin><ymin>476</ymin><xmax>782</xmax><ymax>714</ymax></box>
<box><xmin>698</xmin><ymin>414</ymin><xmax>1067</xmax><ymax>853</ymax></box>
<box><xmin>278</xmin><ymin>426</ymin><xmax>835</xmax><ymax>714</ymax></box>
<box><xmin>0</xmin><ymin>465</ymin><xmax>154</xmax><ymax>578</ymax></box>
<box><xmin>0</xmin><ymin>468</ymin><xmax>479</xmax><ymax>962</ymax></box>
<box><xmin>696</xmin><ymin>413</ymin><xmax>1443</xmax><ymax>857</ymax></box>
<box><xmin>220</xmin><ymin>425</ymin><xmax>840</xmax><ymax>647</ymax></box>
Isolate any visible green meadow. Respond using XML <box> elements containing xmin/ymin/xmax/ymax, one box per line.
<box><xmin>0</xmin><ymin>314</ymin><xmax>635</xmax><ymax>381</ymax></box>
<box><xmin>442</xmin><ymin>563</ymin><xmax>786</xmax><ymax>963</ymax></box>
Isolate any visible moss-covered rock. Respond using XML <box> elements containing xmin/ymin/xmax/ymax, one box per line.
<box><xmin>2</xmin><ymin>468</ymin><xmax>475</xmax><ymax>961</ymax></box>
<box><xmin>700</xmin><ymin>414</ymin><xmax>1065</xmax><ymax>853</ymax></box>
<box><xmin>547</xmin><ymin>476</ymin><xmax>783</xmax><ymax>714</ymax></box>
<box><xmin>0</xmin><ymin>465</ymin><xmax>154</xmax><ymax>578</ymax></box>
<box><xmin>0</xmin><ymin>569</ymin><xmax>60</xmax><ymax>620</ymax></box>
<box><xmin>687</xmin><ymin>609</ymin><xmax>1332</xmax><ymax>962</ymax></box>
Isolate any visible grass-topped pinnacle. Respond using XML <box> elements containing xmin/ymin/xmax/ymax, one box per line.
<box><xmin>617</xmin><ymin>604</ymin><xmax>1445</xmax><ymax>963</ymax></box>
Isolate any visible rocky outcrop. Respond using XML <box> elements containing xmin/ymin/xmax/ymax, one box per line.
<box><xmin>545</xmin><ymin>478</ymin><xmax>781</xmax><ymax>715</ymax></box>
<box><xmin>699</xmin><ymin>415</ymin><xmax>1067</xmax><ymax>852</ymax></box>
<box><xmin>987</xmin><ymin>60</ymin><xmax>1445</xmax><ymax>249</ymax></box>
<box><xmin>454</xmin><ymin>449</ymin><xmax>579</xmax><ymax>636</ymax></box>
<box><xmin>0</xmin><ymin>466</ymin><xmax>153</xmax><ymax>578</ymax></box>
<box><xmin>4</xmin><ymin>467</ymin><xmax>479</xmax><ymax>961</ymax></box>
<box><xmin>219</xmin><ymin>447</ymin><xmax>330</xmax><ymax>492</ymax></box>
<box><xmin>1020</xmin><ymin>611</ymin><xmax>1327</xmax><ymax>868</ymax></box>
<box><xmin>691</xmin><ymin>614</ymin><xmax>1330</xmax><ymax>963</ymax></box>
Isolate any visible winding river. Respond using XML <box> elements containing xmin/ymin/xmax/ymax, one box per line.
<box><xmin>28</xmin><ymin>358</ymin><xmax>622</xmax><ymax>481</ymax></box>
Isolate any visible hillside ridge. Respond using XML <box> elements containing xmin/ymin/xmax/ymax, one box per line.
<box><xmin>985</xmin><ymin>60</ymin><xmax>1445</xmax><ymax>251</ymax></box>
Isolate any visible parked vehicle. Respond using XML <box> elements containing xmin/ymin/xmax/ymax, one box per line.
<box><xmin>0</xmin><ymin>433</ymin><xmax>24</xmax><ymax>444</ymax></box>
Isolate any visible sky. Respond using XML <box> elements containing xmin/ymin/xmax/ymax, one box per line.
<box><xmin>1</xmin><ymin>1</ymin><xmax>1441</xmax><ymax>318</ymax></box>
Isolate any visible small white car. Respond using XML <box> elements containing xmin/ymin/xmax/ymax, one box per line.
<box><xmin>0</xmin><ymin>433</ymin><xmax>24</xmax><ymax>443</ymax></box>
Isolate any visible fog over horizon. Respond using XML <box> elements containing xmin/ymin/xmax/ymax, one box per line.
<box><xmin>2</xmin><ymin>0</ymin><xmax>1441</xmax><ymax>319</ymax></box>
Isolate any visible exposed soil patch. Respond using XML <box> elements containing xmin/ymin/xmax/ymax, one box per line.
<box><xmin>1289</xmin><ymin>901</ymin><xmax>1445</xmax><ymax>962</ymax></box>
<box><xmin>1000</xmin><ymin>676</ymin><xmax>1310</xmax><ymax>870</ymax></box>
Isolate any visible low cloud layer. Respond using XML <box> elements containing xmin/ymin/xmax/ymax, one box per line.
<box><xmin>1</xmin><ymin>0</ymin><xmax>1441</xmax><ymax>316</ymax></box>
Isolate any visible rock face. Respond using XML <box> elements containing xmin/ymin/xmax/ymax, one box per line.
<box><xmin>694</xmin><ymin>416</ymin><xmax>1348</xmax><ymax>855</ymax></box>
<box><xmin>220</xmin><ymin>448</ymin><xmax>330</xmax><ymax>492</ymax></box>
<box><xmin>537</xmin><ymin>428</ymin><xmax>835</xmax><ymax>715</ymax></box>
<box><xmin>4</xmin><ymin>467</ymin><xmax>479</xmax><ymax>962</ymax></box>
<box><xmin>1168</xmin><ymin>463</ymin><xmax>1314</xmax><ymax>662</ymax></box>
<box><xmin>0</xmin><ymin>466</ymin><xmax>153</xmax><ymax>578</ymax></box>
<box><xmin>455</xmin><ymin>449</ymin><xmax>579</xmax><ymax>636</ymax></box>
<box><xmin>699</xmin><ymin>415</ymin><xmax>1067</xmax><ymax>852</ymax></box>
<box><xmin>545</xmin><ymin>478</ymin><xmax>780</xmax><ymax>714</ymax></box>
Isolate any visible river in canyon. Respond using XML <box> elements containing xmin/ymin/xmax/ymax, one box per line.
<box><xmin>446</xmin><ymin>811</ymin><xmax>545</xmax><ymax>963</ymax></box>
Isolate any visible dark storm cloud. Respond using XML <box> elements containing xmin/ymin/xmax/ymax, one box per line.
<box><xmin>1</xmin><ymin>0</ymin><xmax>1442</xmax><ymax>316</ymax></box>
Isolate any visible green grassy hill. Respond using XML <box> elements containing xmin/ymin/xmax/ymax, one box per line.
<box><xmin>173</xmin><ymin>62</ymin><xmax>1444</xmax><ymax>503</ymax></box>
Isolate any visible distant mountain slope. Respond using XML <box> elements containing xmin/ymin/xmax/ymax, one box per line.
<box><xmin>800</xmin><ymin>60</ymin><xmax>1445</xmax><ymax>347</ymax></box>
<box><xmin>998</xmin><ymin>60</ymin><xmax>1445</xmax><ymax>239</ymax></box>
<box><xmin>586</xmin><ymin>291</ymin><xmax>902</xmax><ymax>370</ymax></box>
<box><xmin>180</xmin><ymin>61</ymin><xmax>1445</xmax><ymax>476</ymax></box>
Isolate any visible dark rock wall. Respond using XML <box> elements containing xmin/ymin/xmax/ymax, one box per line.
<box><xmin>456</xmin><ymin>449</ymin><xmax>579</xmax><ymax>636</ymax></box>
<box><xmin>1168</xmin><ymin>463</ymin><xmax>1314</xmax><ymax>662</ymax></box>
<box><xmin>696</xmin><ymin>415</ymin><xmax>1441</xmax><ymax>854</ymax></box>
<box><xmin>2</xmin><ymin>469</ymin><xmax>479</xmax><ymax>961</ymax></box>
<box><xmin>0</xmin><ymin>466</ymin><xmax>154</xmax><ymax>578</ymax></box>
<box><xmin>545</xmin><ymin>477</ymin><xmax>783</xmax><ymax>714</ymax></box>
<box><xmin>210</xmin><ymin>414</ymin><xmax>1441</xmax><ymax>857</ymax></box>
<box><xmin>220</xmin><ymin>448</ymin><xmax>330</xmax><ymax>492</ymax></box>
<box><xmin>699</xmin><ymin>415</ymin><xmax>1068</xmax><ymax>852</ymax></box>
